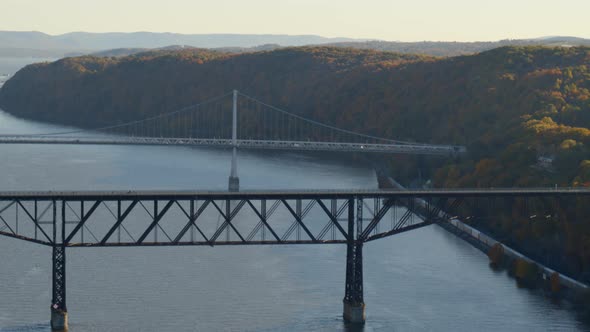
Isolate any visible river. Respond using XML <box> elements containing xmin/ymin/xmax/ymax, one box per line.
<box><xmin>0</xmin><ymin>59</ymin><xmax>588</xmax><ymax>331</ymax></box>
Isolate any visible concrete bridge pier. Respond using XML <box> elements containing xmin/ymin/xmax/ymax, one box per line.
<box><xmin>51</xmin><ymin>307</ymin><xmax>68</xmax><ymax>331</ymax></box>
<box><xmin>343</xmin><ymin>198</ymin><xmax>365</xmax><ymax>324</ymax></box>
<box><xmin>51</xmin><ymin>246</ymin><xmax>68</xmax><ymax>331</ymax></box>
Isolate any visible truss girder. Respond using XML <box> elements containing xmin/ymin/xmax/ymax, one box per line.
<box><xmin>0</xmin><ymin>195</ymin><xmax>439</xmax><ymax>247</ymax></box>
<box><xmin>0</xmin><ymin>190</ymin><xmax>579</xmax><ymax>247</ymax></box>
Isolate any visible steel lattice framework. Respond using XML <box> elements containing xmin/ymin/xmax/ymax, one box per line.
<box><xmin>1</xmin><ymin>188</ymin><xmax>589</xmax><ymax>247</ymax></box>
<box><xmin>0</xmin><ymin>192</ymin><xmax>445</xmax><ymax>247</ymax></box>
<box><xmin>1</xmin><ymin>188</ymin><xmax>589</xmax><ymax>327</ymax></box>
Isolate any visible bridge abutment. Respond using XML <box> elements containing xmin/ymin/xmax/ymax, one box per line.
<box><xmin>343</xmin><ymin>198</ymin><xmax>365</xmax><ymax>324</ymax></box>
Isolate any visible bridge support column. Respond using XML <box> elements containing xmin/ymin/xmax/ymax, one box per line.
<box><xmin>343</xmin><ymin>198</ymin><xmax>365</xmax><ymax>324</ymax></box>
<box><xmin>51</xmin><ymin>245</ymin><xmax>68</xmax><ymax>331</ymax></box>
<box><xmin>228</xmin><ymin>89</ymin><xmax>239</xmax><ymax>192</ymax></box>
<box><xmin>228</xmin><ymin>147</ymin><xmax>239</xmax><ymax>192</ymax></box>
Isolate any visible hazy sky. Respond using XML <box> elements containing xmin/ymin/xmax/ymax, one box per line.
<box><xmin>1</xmin><ymin>0</ymin><xmax>589</xmax><ymax>41</ymax></box>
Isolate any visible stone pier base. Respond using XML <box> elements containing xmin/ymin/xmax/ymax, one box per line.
<box><xmin>51</xmin><ymin>307</ymin><xmax>68</xmax><ymax>331</ymax></box>
<box><xmin>343</xmin><ymin>301</ymin><xmax>365</xmax><ymax>324</ymax></box>
<box><xmin>228</xmin><ymin>176</ymin><xmax>240</xmax><ymax>192</ymax></box>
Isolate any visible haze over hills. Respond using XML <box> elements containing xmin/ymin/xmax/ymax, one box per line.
<box><xmin>1</xmin><ymin>30</ymin><xmax>590</xmax><ymax>58</ymax></box>
<box><xmin>0</xmin><ymin>31</ymin><xmax>360</xmax><ymax>57</ymax></box>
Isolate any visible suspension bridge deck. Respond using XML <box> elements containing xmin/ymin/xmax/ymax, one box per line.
<box><xmin>0</xmin><ymin>135</ymin><xmax>465</xmax><ymax>155</ymax></box>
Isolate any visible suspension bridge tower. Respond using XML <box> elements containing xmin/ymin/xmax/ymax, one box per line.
<box><xmin>228</xmin><ymin>90</ymin><xmax>240</xmax><ymax>191</ymax></box>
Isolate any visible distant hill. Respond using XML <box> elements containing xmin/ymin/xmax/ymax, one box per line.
<box><xmin>84</xmin><ymin>44</ymin><xmax>283</xmax><ymax>58</ymax></box>
<box><xmin>1</xmin><ymin>30</ymin><xmax>589</xmax><ymax>58</ymax></box>
<box><xmin>0</xmin><ymin>31</ymin><xmax>359</xmax><ymax>57</ymax></box>
<box><xmin>1</xmin><ymin>46</ymin><xmax>590</xmax><ymax>281</ymax></box>
<box><xmin>324</xmin><ymin>37</ymin><xmax>590</xmax><ymax>57</ymax></box>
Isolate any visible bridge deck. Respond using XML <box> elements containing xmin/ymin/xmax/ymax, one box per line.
<box><xmin>0</xmin><ymin>188</ymin><xmax>588</xmax><ymax>200</ymax></box>
<box><xmin>0</xmin><ymin>135</ymin><xmax>465</xmax><ymax>155</ymax></box>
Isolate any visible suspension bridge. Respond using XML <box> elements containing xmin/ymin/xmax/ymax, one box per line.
<box><xmin>6</xmin><ymin>90</ymin><xmax>586</xmax><ymax>331</ymax></box>
<box><xmin>0</xmin><ymin>90</ymin><xmax>465</xmax><ymax>191</ymax></box>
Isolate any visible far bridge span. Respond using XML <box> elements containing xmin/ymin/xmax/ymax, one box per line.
<box><xmin>0</xmin><ymin>90</ymin><xmax>465</xmax><ymax>191</ymax></box>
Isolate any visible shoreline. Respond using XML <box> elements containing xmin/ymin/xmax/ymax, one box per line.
<box><xmin>375</xmin><ymin>170</ymin><xmax>590</xmax><ymax>297</ymax></box>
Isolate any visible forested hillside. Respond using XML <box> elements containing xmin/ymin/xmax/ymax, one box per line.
<box><xmin>1</xmin><ymin>46</ymin><xmax>588</xmax><ymax>187</ymax></box>
<box><xmin>326</xmin><ymin>37</ymin><xmax>590</xmax><ymax>57</ymax></box>
<box><xmin>1</xmin><ymin>46</ymin><xmax>590</xmax><ymax>281</ymax></box>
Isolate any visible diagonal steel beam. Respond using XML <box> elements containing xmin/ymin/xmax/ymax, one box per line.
<box><xmin>246</xmin><ymin>221</ymin><xmax>264</xmax><ymax>242</ymax></box>
<box><xmin>359</xmin><ymin>199</ymin><xmax>394</xmax><ymax>240</ymax></box>
<box><xmin>267</xmin><ymin>200</ymin><xmax>281</xmax><ymax>218</ymax></box>
<box><xmin>281</xmin><ymin>220</ymin><xmax>300</xmax><ymax>241</ymax></box>
<box><xmin>282</xmin><ymin>200</ymin><xmax>317</xmax><ymax>241</ymax></box>
<box><xmin>0</xmin><ymin>200</ymin><xmax>16</xmax><ymax>215</ymax></box>
<box><xmin>16</xmin><ymin>201</ymin><xmax>52</xmax><ymax>243</ymax></box>
<box><xmin>137</xmin><ymin>200</ymin><xmax>175</xmax><ymax>244</ymax></box>
<box><xmin>37</xmin><ymin>201</ymin><xmax>53</xmax><ymax>223</ymax></box>
<box><xmin>229</xmin><ymin>200</ymin><xmax>247</xmax><ymax>219</ymax></box>
<box><xmin>280</xmin><ymin>199</ymin><xmax>316</xmax><ymax>241</ymax></box>
<box><xmin>210</xmin><ymin>200</ymin><xmax>247</xmax><ymax>242</ymax></box>
<box><xmin>100</xmin><ymin>200</ymin><xmax>139</xmax><ymax>244</ymax></box>
<box><xmin>317</xmin><ymin>200</ymin><xmax>349</xmax><ymax>240</ymax></box>
<box><xmin>0</xmin><ymin>214</ymin><xmax>15</xmax><ymax>235</ymax></box>
<box><xmin>364</xmin><ymin>220</ymin><xmax>433</xmax><ymax>242</ymax></box>
<box><xmin>427</xmin><ymin>198</ymin><xmax>448</xmax><ymax>222</ymax></box>
<box><xmin>393</xmin><ymin>206</ymin><xmax>414</xmax><ymax>230</ymax></box>
<box><xmin>246</xmin><ymin>200</ymin><xmax>281</xmax><ymax>242</ymax></box>
<box><xmin>173</xmin><ymin>200</ymin><xmax>212</xmax><ymax>244</ymax></box>
<box><xmin>65</xmin><ymin>201</ymin><xmax>101</xmax><ymax>243</ymax></box>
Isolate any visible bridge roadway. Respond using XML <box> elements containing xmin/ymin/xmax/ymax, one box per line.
<box><xmin>0</xmin><ymin>135</ymin><xmax>465</xmax><ymax>155</ymax></box>
<box><xmin>0</xmin><ymin>187</ymin><xmax>589</xmax><ymax>200</ymax></box>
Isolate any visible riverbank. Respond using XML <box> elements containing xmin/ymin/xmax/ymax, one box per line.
<box><xmin>376</xmin><ymin>171</ymin><xmax>590</xmax><ymax>301</ymax></box>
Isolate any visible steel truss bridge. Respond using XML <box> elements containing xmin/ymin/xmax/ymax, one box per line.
<box><xmin>1</xmin><ymin>188</ymin><xmax>589</xmax><ymax>329</ymax></box>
